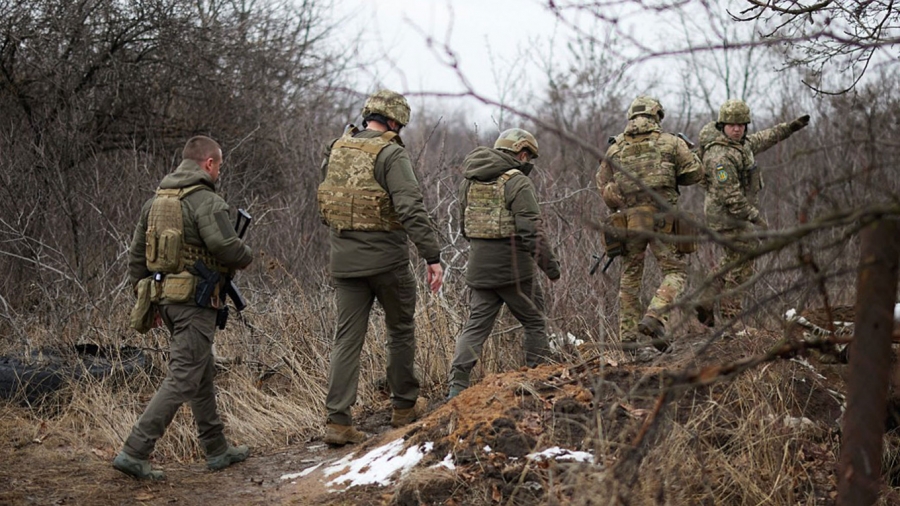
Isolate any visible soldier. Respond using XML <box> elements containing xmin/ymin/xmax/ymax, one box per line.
<box><xmin>696</xmin><ymin>99</ymin><xmax>809</xmax><ymax>326</ymax></box>
<box><xmin>447</xmin><ymin>128</ymin><xmax>560</xmax><ymax>399</ymax></box>
<box><xmin>114</xmin><ymin>135</ymin><xmax>253</xmax><ymax>480</ymax></box>
<box><xmin>318</xmin><ymin>89</ymin><xmax>443</xmax><ymax>445</ymax></box>
<box><xmin>596</xmin><ymin>96</ymin><xmax>703</xmax><ymax>351</ymax></box>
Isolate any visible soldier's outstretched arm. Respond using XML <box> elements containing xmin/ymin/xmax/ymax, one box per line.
<box><xmin>747</xmin><ymin>114</ymin><xmax>808</xmax><ymax>155</ymax></box>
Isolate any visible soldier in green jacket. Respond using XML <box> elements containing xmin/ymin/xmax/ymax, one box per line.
<box><xmin>596</xmin><ymin>97</ymin><xmax>703</xmax><ymax>352</ymax></box>
<box><xmin>113</xmin><ymin>136</ymin><xmax>253</xmax><ymax>481</ymax></box>
<box><xmin>696</xmin><ymin>99</ymin><xmax>809</xmax><ymax>326</ymax></box>
<box><xmin>447</xmin><ymin>128</ymin><xmax>560</xmax><ymax>399</ymax></box>
<box><xmin>318</xmin><ymin>90</ymin><xmax>443</xmax><ymax>445</ymax></box>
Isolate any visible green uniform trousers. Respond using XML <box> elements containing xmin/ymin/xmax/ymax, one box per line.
<box><xmin>123</xmin><ymin>304</ymin><xmax>227</xmax><ymax>460</ymax></box>
<box><xmin>448</xmin><ymin>279</ymin><xmax>551</xmax><ymax>389</ymax></box>
<box><xmin>326</xmin><ymin>265</ymin><xmax>419</xmax><ymax>426</ymax></box>
<box><xmin>618</xmin><ymin>232</ymin><xmax>687</xmax><ymax>341</ymax></box>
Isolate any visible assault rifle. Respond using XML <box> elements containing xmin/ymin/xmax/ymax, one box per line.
<box><xmin>589</xmin><ymin>253</ymin><xmax>616</xmax><ymax>276</ymax></box>
<box><xmin>591</xmin><ymin>211</ymin><xmax>627</xmax><ymax>275</ymax></box>
<box><xmin>218</xmin><ymin>209</ymin><xmax>252</xmax><ymax>329</ymax></box>
<box><xmin>677</xmin><ymin>132</ymin><xmax>695</xmax><ymax>150</ymax></box>
<box><xmin>225</xmin><ymin>208</ymin><xmax>252</xmax><ymax>312</ymax></box>
<box><xmin>193</xmin><ymin>209</ymin><xmax>252</xmax><ymax>330</ymax></box>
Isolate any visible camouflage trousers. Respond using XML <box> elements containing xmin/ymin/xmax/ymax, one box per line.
<box><xmin>326</xmin><ymin>265</ymin><xmax>419</xmax><ymax>427</ymax></box>
<box><xmin>123</xmin><ymin>304</ymin><xmax>227</xmax><ymax>460</ymax></box>
<box><xmin>709</xmin><ymin>233</ymin><xmax>758</xmax><ymax>321</ymax></box>
<box><xmin>618</xmin><ymin>234</ymin><xmax>687</xmax><ymax>341</ymax></box>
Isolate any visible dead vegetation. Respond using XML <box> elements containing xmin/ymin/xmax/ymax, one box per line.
<box><xmin>4</xmin><ymin>295</ymin><xmax>900</xmax><ymax>505</ymax></box>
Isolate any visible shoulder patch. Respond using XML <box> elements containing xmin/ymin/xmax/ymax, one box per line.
<box><xmin>715</xmin><ymin>164</ymin><xmax>728</xmax><ymax>183</ymax></box>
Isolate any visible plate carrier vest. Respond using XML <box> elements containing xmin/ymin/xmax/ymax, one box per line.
<box><xmin>463</xmin><ymin>169</ymin><xmax>521</xmax><ymax>239</ymax></box>
<box><xmin>317</xmin><ymin>128</ymin><xmax>403</xmax><ymax>232</ymax></box>
<box><xmin>609</xmin><ymin>132</ymin><xmax>677</xmax><ymax>208</ymax></box>
<box><xmin>145</xmin><ymin>185</ymin><xmax>223</xmax><ymax>274</ymax></box>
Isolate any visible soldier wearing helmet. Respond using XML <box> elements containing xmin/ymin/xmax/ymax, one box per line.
<box><xmin>695</xmin><ymin>99</ymin><xmax>809</xmax><ymax>326</ymax></box>
<box><xmin>596</xmin><ymin>96</ymin><xmax>703</xmax><ymax>354</ymax></box>
<box><xmin>447</xmin><ymin>128</ymin><xmax>560</xmax><ymax>399</ymax></box>
<box><xmin>317</xmin><ymin>89</ymin><xmax>443</xmax><ymax>444</ymax></box>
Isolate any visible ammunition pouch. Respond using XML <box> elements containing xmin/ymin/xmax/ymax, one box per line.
<box><xmin>145</xmin><ymin>228</ymin><xmax>183</xmax><ymax>273</ymax></box>
<box><xmin>673</xmin><ymin>213</ymin><xmax>699</xmax><ymax>254</ymax></box>
<box><xmin>624</xmin><ymin>205</ymin><xmax>655</xmax><ymax>233</ymax></box>
<box><xmin>160</xmin><ymin>271</ymin><xmax>197</xmax><ymax>303</ymax></box>
<box><xmin>130</xmin><ymin>277</ymin><xmax>157</xmax><ymax>334</ymax></box>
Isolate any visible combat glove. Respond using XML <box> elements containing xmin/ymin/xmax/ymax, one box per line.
<box><xmin>790</xmin><ymin>115</ymin><xmax>810</xmax><ymax>132</ymax></box>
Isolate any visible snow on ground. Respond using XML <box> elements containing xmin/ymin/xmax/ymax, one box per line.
<box><xmin>280</xmin><ymin>462</ymin><xmax>322</xmax><ymax>481</ymax></box>
<box><xmin>527</xmin><ymin>446</ymin><xmax>595</xmax><ymax>464</ymax></box>
<box><xmin>279</xmin><ymin>439</ymin><xmax>592</xmax><ymax>489</ymax></box>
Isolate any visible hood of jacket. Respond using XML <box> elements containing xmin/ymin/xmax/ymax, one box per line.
<box><xmin>158</xmin><ymin>159</ymin><xmax>216</xmax><ymax>191</ymax></box>
<box><xmin>463</xmin><ymin>146</ymin><xmax>533</xmax><ymax>181</ymax></box>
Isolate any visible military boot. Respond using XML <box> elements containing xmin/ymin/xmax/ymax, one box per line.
<box><xmin>207</xmin><ymin>444</ymin><xmax>249</xmax><ymax>471</ymax></box>
<box><xmin>391</xmin><ymin>397</ymin><xmax>426</xmax><ymax>428</ymax></box>
<box><xmin>447</xmin><ymin>385</ymin><xmax>466</xmax><ymax>400</ymax></box>
<box><xmin>447</xmin><ymin>369</ymin><xmax>470</xmax><ymax>400</ymax></box>
<box><xmin>638</xmin><ymin>315</ymin><xmax>669</xmax><ymax>352</ymax></box>
<box><xmin>324</xmin><ymin>423</ymin><xmax>367</xmax><ymax>445</ymax></box>
<box><xmin>112</xmin><ymin>451</ymin><xmax>166</xmax><ymax>481</ymax></box>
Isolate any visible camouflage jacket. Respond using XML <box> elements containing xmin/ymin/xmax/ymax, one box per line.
<box><xmin>128</xmin><ymin>159</ymin><xmax>253</xmax><ymax>289</ymax></box>
<box><xmin>458</xmin><ymin>147</ymin><xmax>560</xmax><ymax>288</ymax></box>
<box><xmin>596</xmin><ymin>116</ymin><xmax>702</xmax><ymax>212</ymax></box>
<box><xmin>701</xmin><ymin>121</ymin><xmax>794</xmax><ymax>231</ymax></box>
<box><xmin>320</xmin><ymin>128</ymin><xmax>441</xmax><ymax>278</ymax></box>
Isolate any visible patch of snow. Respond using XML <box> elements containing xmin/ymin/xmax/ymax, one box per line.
<box><xmin>783</xmin><ymin>416</ymin><xmax>816</xmax><ymax>431</ymax></box>
<box><xmin>483</xmin><ymin>445</ymin><xmax>492</xmax><ymax>453</ymax></box>
<box><xmin>550</xmin><ymin>332</ymin><xmax>585</xmax><ymax>353</ymax></box>
<box><xmin>785</xmin><ymin>308</ymin><xmax>797</xmax><ymax>320</ymax></box>
<box><xmin>430</xmin><ymin>452</ymin><xmax>456</xmax><ymax>470</ymax></box>
<box><xmin>527</xmin><ymin>446</ymin><xmax>595</xmax><ymax>464</ymax></box>
<box><xmin>324</xmin><ymin>438</ymin><xmax>433</xmax><ymax>490</ymax></box>
<box><xmin>280</xmin><ymin>462</ymin><xmax>322</xmax><ymax>481</ymax></box>
<box><xmin>790</xmin><ymin>357</ymin><xmax>826</xmax><ymax>380</ymax></box>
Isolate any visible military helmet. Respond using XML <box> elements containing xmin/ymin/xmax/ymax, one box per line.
<box><xmin>627</xmin><ymin>96</ymin><xmax>665</xmax><ymax>121</ymax></box>
<box><xmin>718</xmin><ymin>99</ymin><xmax>751</xmax><ymax>124</ymax></box>
<box><xmin>361</xmin><ymin>89</ymin><xmax>411</xmax><ymax>126</ymax></box>
<box><xmin>494</xmin><ymin>128</ymin><xmax>539</xmax><ymax>158</ymax></box>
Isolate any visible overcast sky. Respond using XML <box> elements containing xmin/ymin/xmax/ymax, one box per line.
<box><xmin>329</xmin><ymin>0</ymin><xmax>576</xmax><ymax>126</ymax></box>
<box><xmin>325</xmin><ymin>0</ymin><xmax>832</xmax><ymax>131</ymax></box>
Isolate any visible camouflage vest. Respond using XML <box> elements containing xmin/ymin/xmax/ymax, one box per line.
<box><xmin>317</xmin><ymin>129</ymin><xmax>404</xmax><ymax>232</ymax></box>
<box><xmin>463</xmin><ymin>169</ymin><xmax>521</xmax><ymax>239</ymax></box>
<box><xmin>609</xmin><ymin>132</ymin><xmax>677</xmax><ymax>207</ymax></box>
<box><xmin>145</xmin><ymin>185</ymin><xmax>222</xmax><ymax>273</ymax></box>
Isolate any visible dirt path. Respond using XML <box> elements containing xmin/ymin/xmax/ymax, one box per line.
<box><xmin>0</xmin><ymin>420</ymin><xmax>368</xmax><ymax>506</ymax></box>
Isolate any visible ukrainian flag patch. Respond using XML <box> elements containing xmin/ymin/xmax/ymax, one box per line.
<box><xmin>715</xmin><ymin>164</ymin><xmax>728</xmax><ymax>182</ymax></box>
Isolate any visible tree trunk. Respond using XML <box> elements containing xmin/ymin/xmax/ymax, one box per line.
<box><xmin>838</xmin><ymin>219</ymin><xmax>900</xmax><ymax>505</ymax></box>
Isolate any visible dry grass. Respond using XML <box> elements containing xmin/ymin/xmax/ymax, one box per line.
<box><xmin>0</xmin><ymin>257</ymin><xmax>887</xmax><ymax>505</ymax></box>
